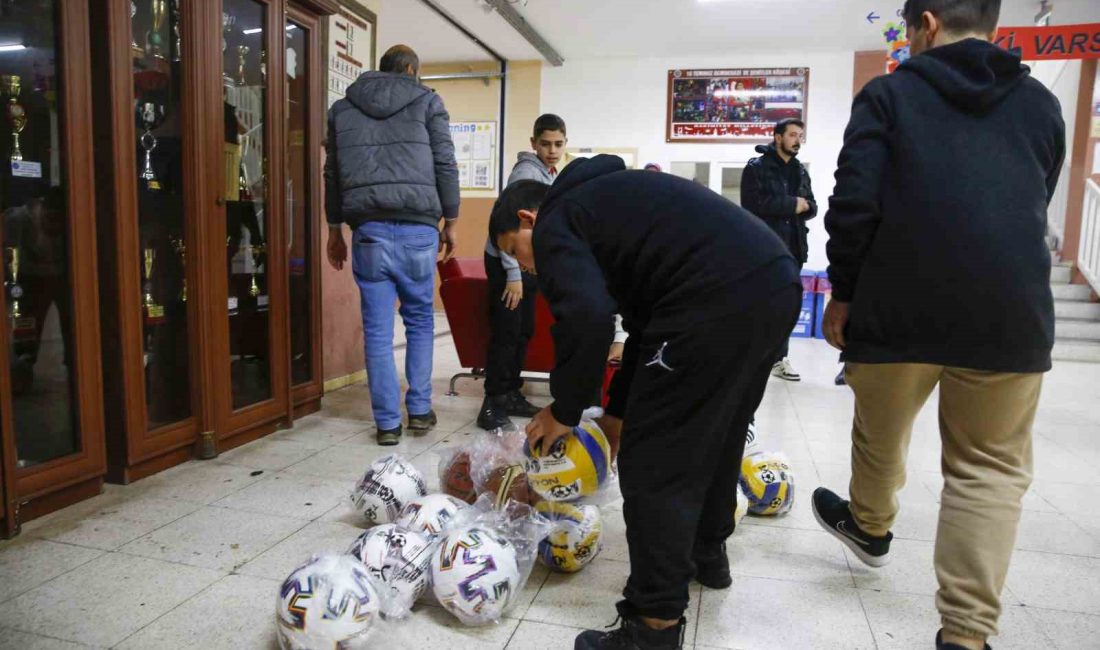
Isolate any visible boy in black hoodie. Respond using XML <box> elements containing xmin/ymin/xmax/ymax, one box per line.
<box><xmin>492</xmin><ymin>157</ymin><xmax>801</xmax><ymax>650</ymax></box>
<box><xmin>811</xmin><ymin>2</ymin><xmax>1065</xmax><ymax>649</ymax></box>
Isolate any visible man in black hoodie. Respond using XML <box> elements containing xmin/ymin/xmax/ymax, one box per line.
<box><xmin>492</xmin><ymin>156</ymin><xmax>801</xmax><ymax>650</ymax></box>
<box><xmin>811</xmin><ymin>2</ymin><xmax>1065</xmax><ymax>649</ymax></box>
<box><xmin>741</xmin><ymin>119</ymin><xmax>817</xmax><ymax>382</ymax></box>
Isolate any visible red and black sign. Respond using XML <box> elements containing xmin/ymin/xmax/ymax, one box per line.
<box><xmin>995</xmin><ymin>23</ymin><xmax>1100</xmax><ymax>61</ymax></box>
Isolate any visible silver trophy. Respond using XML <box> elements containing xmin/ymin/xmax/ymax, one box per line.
<box><xmin>136</xmin><ymin>100</ymin><xmax>167</xmax><ymax>185</ymax></box>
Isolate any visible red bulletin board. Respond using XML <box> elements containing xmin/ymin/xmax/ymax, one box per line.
<box><xmin>666</xmin><ymin>67</ymin><xmax>809</xmax><ymax>144</ymax></box>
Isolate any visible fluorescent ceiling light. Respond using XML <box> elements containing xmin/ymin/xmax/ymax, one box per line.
<box><xmin>0</xmin><ymin>44</ymin><xmax>26</xmax><ymax>52</ymax></box>
<box><xmin>242</xmin><ymin>28</ymin><xmax>262</xmax><ymax>35</ymax></box>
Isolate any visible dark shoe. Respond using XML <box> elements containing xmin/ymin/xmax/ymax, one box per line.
<box><xmin>812</xmin><ymin>487</ymin><xmax>892</xmax><ymax>567</ymax></box>
<box><xmin>835</xmin><ymin>367</ymin><xmax>847</xmax><ymax>386</ymax></box>
<box><xmin>936</xmin><ymin>629</ymin><xmax>991</xmax><ymax>650</ymax></box>
<box><xmin>377</xmin><ymin>426</ymin><xmax>402</xmax><ymax>446</ymax></box>
<box><xmin>407</xmin><ymin>410</ymin><xmax>437</xmax><ymax>432</ymax></box>
<box><xmin>504</xmin><ymin>390</ymin><xmax>541</xmax><ymax>418</ymax></box>
<box><xmin>693</xmin><ymin>542</ymin><xmax>732</xmax><ymax>589</ymax></box>
<box><xmin>574</xmin><ymin>616</ymin><xmax>686</xmax><ymax>650</ymax></box>
<box><xmin>477</xmin><ymin>395</ymin><xmax>514</xmax><ymax>431</ymax></box>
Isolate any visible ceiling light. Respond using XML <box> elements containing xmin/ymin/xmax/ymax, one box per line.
<box><xmin>0</xmin><ymin>44</ymin><xmax>26</xmax><ymax>52</ymax></box>
<box><xmin>242</xmin><ymin>28</ymin><xmax>262</xmax><ymax>35</ymax></box>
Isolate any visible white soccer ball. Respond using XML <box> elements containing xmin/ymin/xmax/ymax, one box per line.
<box><xmin>351</xmin><ymin>454</ymin><xmax>428</xmax><ymax>525</ymax></box>
<box><xmin>348</xmin><ymin>524</ymin><xmax>433</xmax><ymax>607</ymax></box>
<box><xmin>276</xmin><ymin>554</ymin><xmax>380</xmax><ymax>650</ymax></box>
<box><xmin>395</xmin><ymin>493</ymin><xmax>465</xmax><ymax>538</ymax></box>
<box><xmin>430</xmin><ymin>526</ymin><xmax>522</xmax><ymax>626</ymax></box>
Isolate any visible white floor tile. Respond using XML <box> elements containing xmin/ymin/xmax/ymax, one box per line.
<box><xmin>25</xmin><ymin>496</ymin><xmax>202</xmax><ymax>551</ymax></box>
<box><xmin>696</xmin><ymin>577</ymin><xmax>874</xmax><ymax>649</ymax></box>
<box><xmin>213</xmin><ymin>472</ymin><xmax>351</xmax><ymax>520</ymax></box>
<box><xmin>217</xmin><ymin>438</ymin><xmax>321</xmax><ymax>471</ymax></box>
<box><xmin>1024</xmin><ymin>606</ymin><xmax>1100</xmax><ymax>649</ymax></box>
<box><xmin>379</xmin><ymin>604</ymin><xmax>520</xmax><ymax>649</ymax></box>
<box><xmin>135</xmin><ymin>460</ymin><xmax>267</xmax><ymax>504</ymax></box>
<box><xmin>0</xmin><ymin>538</ymin><xmax>103</xmax><ymax>603</ymax></box>
<box><xmin>726</xmin><ymin>525</ymin><xmax>854</xmax><ymax>588</ymax></box>
<box><xmin>1005</xmin><ymin>550</ymin><xmax>1100</xmax><ymax>615</ymax></box>
<box><xmin>236</xmin><ymin>519</ymin><xmax>366</xmax><ymax>581</ymax></box>
<box><xmin>846</xmin><ymin>538</ymin><xmax>939</xmax><ymax>596</ymax></box>
<box><xmin>505</xmin><ymin>620</ymin><xmax>584</xmax><ymax>649</ymax></box>
<box><xmin>0</xmin><ymin>628</ymin><xmax>98</xmax><ymax>649</ymax></box>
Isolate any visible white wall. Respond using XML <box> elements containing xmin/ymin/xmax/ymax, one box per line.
<box><xmin>541</xmin><ymin>51</ymin><xmax>855</xmax><ymax>271</ymax></box>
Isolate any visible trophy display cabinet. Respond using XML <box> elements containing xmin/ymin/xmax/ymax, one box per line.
<box><xmin>91</xmin><ymin>0</ymin><xmax>336</xmax><ymax>485</ymax></box>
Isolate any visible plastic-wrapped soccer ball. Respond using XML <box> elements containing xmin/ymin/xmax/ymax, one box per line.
<box><xmin>739</xmin><ymin>451</ymin><xmax>795</xmax><ymax>516</ymax></box>
<box><xmin>351</xmin><ymin>455</ymin><xmax>428</xmax><ymax>525</ymax></box>
<box><xmin>535</xmin><ymin>501</ymin><xmax>602</xmax><ymax>573</ymax></box>
<box><xmin>276</xmin><ymin>554</ymin><xmax>380</xmax><ymax>650</ymax></box>
<box><xmin>395</xmin><ymin>493</ymin><xmax>465</xmax><ymax>538</ymax></box>
<box><xmin>523</xmin><ymin>421</ymin><xmax>611</xmax><ymax>502</ymax></box>
<box><xmin>430</xmin><ymin>526</ymin><xmax>522</xmax><ymax>626</ymax></box>
<box><xmin>348</xmin><ymin>524</ymin><xmax>433</xmax><ymax>606</ymax></box>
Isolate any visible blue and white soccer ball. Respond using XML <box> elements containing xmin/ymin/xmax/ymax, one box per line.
<box><xmin>429</xmin><ymin>526</ymin><xmax>522</xmax><ymax>626</ymax></box>
<box><xmin>351</xmin><ymin>454</ymin><xmax>428</xmax><ymax>525</ymax></box>
<box><xmin>348</xmin><ymin>524</ymin><xmax>433</xmax><ymax>607</ymax></box>
<box><xmin>276</xmin><ymin>554</ymin><xmax>380</xmax><ymax>650</ymax></box>
<box><xmin>395</xmin><ymin>493</ymin><xmax>465</xmax><ymax>538</ymax></box>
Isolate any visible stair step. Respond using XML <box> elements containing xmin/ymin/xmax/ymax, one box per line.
<box><xmin>1055</xmin><ymin>300</ymin><xmax>1100</xmax><ymax>320</ymax></box>
<box><xmin>1056</xmin><ymin>319</ymin><xmax>1100</xmax><ymax>340</ymax></box>
<box><xmin>1053</xmin><ymin>339</ymin><xmax>1100</xmax><ymax>363</ymax></box>
<box><xmin>1050</xmin><ymin>264</ymin><xmax>1072</xmax><ymax>284</ymax></box>
<box><xmin>1052</xmin><ymin>283</ymin><xmax>1093</xmax><ymax>301</ymax></box>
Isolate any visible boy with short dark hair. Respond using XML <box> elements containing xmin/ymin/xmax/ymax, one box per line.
<box><xmin>478</xmin><ymin>114</ymin><xmax>568</xmax><ymax>430</ymax></box>
<box><xmin>493</xmin><ymin>155</ymin><xmax>801</xmax><ymax>650</ymax></box>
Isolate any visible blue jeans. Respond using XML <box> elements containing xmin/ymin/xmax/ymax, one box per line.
<box><xmin>352</xmin><ymin>221</ymin><xmax>438</xmax><ymax>430</ymax></box>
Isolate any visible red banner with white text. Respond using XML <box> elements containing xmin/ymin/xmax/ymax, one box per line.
<box><xmin>995</xmin><ymin>23</ymin><xmax>1100</xmax><ymax>61</ymax></box>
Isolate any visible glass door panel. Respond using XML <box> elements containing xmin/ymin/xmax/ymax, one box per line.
<box><xmin>285</xmin><ymin>17</ymin><xmax>311</xmax><ymax>387</ymax></box>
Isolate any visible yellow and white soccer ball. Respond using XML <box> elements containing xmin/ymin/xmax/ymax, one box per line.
<box><xmin>276</xmin><ymin>554</ymin><xmax>380</xmax><ymax>650</ymax></box>
<box><xmin>348</xmin><ymin>524</ymin><xmax>433</xmax><ymax>607</ymax></box>
<box><xmin>395</xmin><ymin>493</ymin><xmax>465</xmax><ymax>538</ymax></box>
<box><xmin>351</xmin><ymin>454</ymin><xmax>428</xmax><ymax>525</ymax></box>
<box><xmin>536</xmin><ymin>501</ymin><xmax>602</xmax><ymax>573</ymax></box>
<box><xmin>739</xmin><ymin>451</ymin><xmax>795</xmax><ymax>516</ymax></box>
<box><xmin>430</xmin><ymin>526</ymin><xmax>522</xmax><ymax>626</ymax></box>
<box><xmin>523</xmin><ymin>421</ymin><xmax>611</xmax><ymax>502</ymax></box>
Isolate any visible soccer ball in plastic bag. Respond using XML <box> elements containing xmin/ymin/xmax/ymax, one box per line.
<box><xmin>430</xmin><ymin>526</ymin><xmax>522</xmax><ymax>625</ymax></box>
<box><xmin>351</xmin><ymin>454</ymin><xmax>428</xmax><ymax>525</ymax></box>
<box><xmin>348</xmin><ymin>524</ymin><xmax>433</xmax><ymax>606</ymax></box>
<box><xmin>523</xmin><ymin>421</ymin><xmax>611</xmax><ymax>502</ymax></box>
<box><xmin>739</xmin><ymin>451</ymin><xmax>795</xmax><ymax>516</ymax></box>
<box><xmin>395</xmin><ymin>493</ymin><xmax>465</xmax><ymax>538</ymax></box>
<box><xmin>535</xmin><ymin>501</ymin><xmax>602</xmax><ymax>573</ymax></box>
<box><xmin>276</xmin><ymin>554</ymin><xmax>380</xmax><ymax>650</ymax></box>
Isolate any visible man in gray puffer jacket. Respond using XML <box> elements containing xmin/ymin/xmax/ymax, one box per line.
<box><xmin>325</xmin><ymin>45</ymin><xmax>459</xmax><ymax>446</ymax></box>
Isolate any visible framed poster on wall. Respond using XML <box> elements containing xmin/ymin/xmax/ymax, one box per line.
<box><xmin>323</xmin><ymin>2</ymin><xmax>377</xmax><ymax>109</ymax></box>
<box><xmin>666</xmin><ymin>67</ymin><xmax>809</xmax><ymax>143</ymax></box>
<box><xmin>451</xmin><ymin>122</ymin><xmax>497</xmax><ymax>191</ymax></box>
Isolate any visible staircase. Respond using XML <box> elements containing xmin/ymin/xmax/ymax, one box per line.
<box><xmin>1051</xmin><ymin>261</ymin><xmax>1100</xmax><ymax>363</ymax></box>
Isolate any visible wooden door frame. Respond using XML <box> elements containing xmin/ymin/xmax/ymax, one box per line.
<box><xmin>288</xmin><ymin>3</ymin><xmax>324</xmax><ymax>412</ymax></box>
<box><xmin>0</xmin><ymin>0</ymin><xmax>106</xmax><ymax>530</ymax></box>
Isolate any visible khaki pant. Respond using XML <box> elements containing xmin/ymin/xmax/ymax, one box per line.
<box><xmin>845</xmin><ymin>362</ymin><xmax>1042</xmax><ymax>640</ymax></box>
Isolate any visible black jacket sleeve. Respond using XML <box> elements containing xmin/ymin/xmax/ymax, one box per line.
<box><xmin>825</xmin><ymin>81</ymin><xmax>891</xmax><ymax>303</ymax></box>
<box><xmin>604</xmin><ymin>332</ymin><xmax>639</xmax><ymax>420</ymax></box>
<box><xmin>323</xmin><ymin>108</ymin><xmax>342</xmax><ymax>226</ymax></box>
<box><xmin>1045</xmin><ymin>113</ymin><xmax>1066</xmax><ymax>204</ymax></box>
<box><xmin>535</xmin><ymin>203</ymin><xmax>616</xmax><ymax>427</ymax></box>
<box><xmin>741</xmin><ymin>161</ymin><xmax>796</xmax><ymax>220</ymax></box>
<box><xmin>427</xmin><ymin>94</ymin><xmax>460</xmax><ymax>221</ymax></box>
<box><xmin>799</xmin><ymin>167</ymin><xmax>818</xmax><ymax>221</ymax></box>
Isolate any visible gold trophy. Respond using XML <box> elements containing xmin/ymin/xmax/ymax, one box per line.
<box><xmin>147</xmin><ymin>0</ymin><xmax>167</xmax><ymax>60</ymax></box>
<box><xmin>130</xmin><ymin>1</ymin><xmax>144</xmax><ymax>57</ymax></box>
<box><xmin>249</xmin><ymin>243</ymin><xmax>265</xmax><ymax>297</ymax></box>
<box><xmin>7</xmin><ymin>246</ymin><xmax>22</xmax><ymax>319</ymax></box>
<box><xmin>3</xmin><ymin>75</ymin><xmax>27</xmax><ymax>163</ymax></box>
<box><xmin>143</xmin><ymin>248</ymin><xmax>164</xmax><ymax>320</ymax></box>
<box><xmin>236</xmin><ymin>45</ymin><xmax>250</xmax><ymax>86</ymax></box>
<box><xmin>171</xmin><ymin>238</ymin><xmax>187</xmax><ymax>302</ymax></box>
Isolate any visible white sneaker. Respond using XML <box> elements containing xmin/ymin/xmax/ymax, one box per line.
<box><xmin>744</xmin><ymin>421</ymin><xmax>760</xmax><ymax>452</ymax></box>
<box><xmin>771</xmin><ymin>358</ymin><xmax>801</xmax><ymax>382</ymax></box>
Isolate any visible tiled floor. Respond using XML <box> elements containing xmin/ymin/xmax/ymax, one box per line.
<box><xmin>2</xmin><ymin>336</ymin><xmax>1099</xmax><ymax>649</ymax></box>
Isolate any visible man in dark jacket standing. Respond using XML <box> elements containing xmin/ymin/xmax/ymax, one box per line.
<box><xmin>325</xmin><ymin>45</ymin><xmax>460</xmax><ymax>446</ymax></box>
<box><xmin>494</xmin><ymin>156</ymin><xmax>801</xmax><ymax>650</ymax></box>
<box><xmin>812</xmin><ymin>2</ymin><xmax>1064</xmax><ymax>649</ymax></box>
<box><xmin>741</xmin><ymin>119</ymin><xmax>816</xmax><ymax>381</ymax></box>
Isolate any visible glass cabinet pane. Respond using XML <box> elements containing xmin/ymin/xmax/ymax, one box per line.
<box><xmin>223</xmin><ymin>0</ymin><xmax>271</xmax><ymax>410</ymax></box>
<box><xmin>131</xmin><ymin>0</ymin><xmax>192</xmax><ymax>429</ymax></box>
<box><xmin>286</xmin><ymin>19</ymin><xmax>311</xmax><ymax>386</ymax></box>
<box><xmin>0</xmin><ymin>1</ymin><xmax>80</xmax><ymax>466</ymax></box>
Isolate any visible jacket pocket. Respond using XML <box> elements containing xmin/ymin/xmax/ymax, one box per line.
<box><xmin>353</xmin><ymin>238</ymin><xmax>387</xmax><ymax>283</ymax></box>
<box><xmin>403</xmin><ymin>234</ymin><xmax>438</xmax><ymax>282</ymax></box>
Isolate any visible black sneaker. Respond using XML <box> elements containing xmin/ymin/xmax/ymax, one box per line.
<box><xmin>693</xmin><ymin>542</ymin><xmax>732</xmax><ymax>589</ymax></box>
<box><xmin>811</xmin><ymin>487</ymin><xmax>892</xmax><ymax>567</ymax></box>
<box><xmin>377</xmin><ymin>425</ymin><xmax>401</xmax><ymax>446</ymax></box>
<box><xmin>936</xmin><ymin>630</ymin><xmax>991</xmax><ymax>650</ymax></box>
<box><xmin>504</xmin><ymin>390</ymin><xmax>541</xmax><ymax>418</ymax></box>
<box><xmin>477</xmin><ymin>395</ymin><xmax>514</xmax><ymax>431</ymax></box>
<box><xmin>407</xmin><ymin>410</ymin><xmax>437</xmax><ymax>432</ymax></box>
<box><xmin>574</xmin><ymin>616</ymin><xmax>686</xmax><ymax>650</ymax></box>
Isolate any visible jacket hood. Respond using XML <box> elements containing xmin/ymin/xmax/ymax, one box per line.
<box><xmin>345</xmin><ymin>72</ymin><xmax>431</xmax><ymax>119</ymax></box>
<box><xmin>540</xmin><ymin>154</ymin><xmax>626</xmax><ymax>214</ymax></box>
<box><xmin>515</xmin><ymin>151</ymin><xmax>548</xmax><ymax>170</ymax></box>
<box><xmin>755</xmin><ymin>143</ymin><xmax>798</xmax><ymax>166</ymax></box>
<box><xmin>901</xmin><ymin>38</ymin><xmax>1029</xmax><ymax>113</ymax></box>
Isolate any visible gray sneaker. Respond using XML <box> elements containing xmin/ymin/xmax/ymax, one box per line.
<box><xmin>407</xmin><ymin>410</ymin><xmax>437</xmax><ymax>432</ymax></box>
<box><xmin>377</xmin><ymin>426</ymin><xmax>402</xmax><ymax>446</ymax></box>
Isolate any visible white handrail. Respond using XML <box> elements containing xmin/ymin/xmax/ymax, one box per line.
<box><xmin>1079</xmin><ymin>179</ymin><xmax>1100</xmax><ymax>295</ymax></box>
<box><xmin>1048</xmin><ymin>162</ymin><xmax>1071</xmax><ymax>251</ymax></box>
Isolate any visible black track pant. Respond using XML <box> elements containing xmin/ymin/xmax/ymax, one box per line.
<box><xmin>616</xmin><ymin>284</ymin><xmax>801</xmax><ymax>620</ymax></box>
<box><xmin>484</xmin><ymin>252</ymin><xmax>537</xmax><ymax>397</ymax></box>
